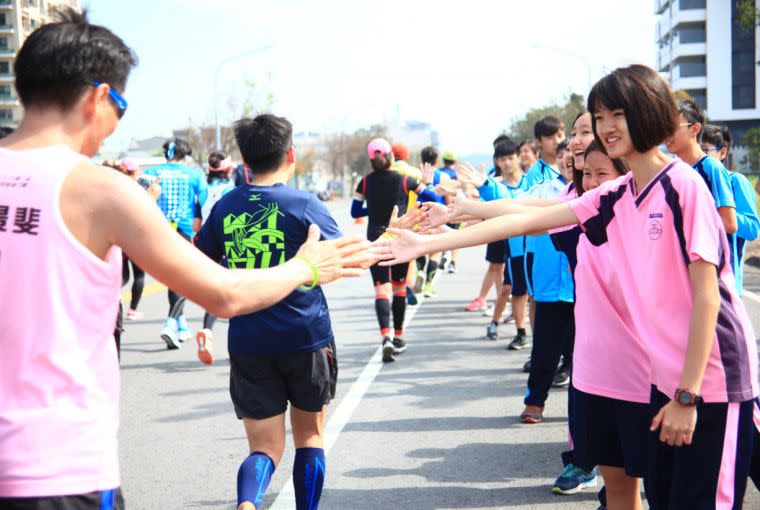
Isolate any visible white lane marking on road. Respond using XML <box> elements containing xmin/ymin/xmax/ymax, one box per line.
<box><xmin>744</xmin><ymin>289</ymin><xmax>760</xmax><ymax>305</ymax></box>
<box><xmin>269</xmin><ymin>295</ymin><xmax>426</xmax><ymax>509</ymax></box>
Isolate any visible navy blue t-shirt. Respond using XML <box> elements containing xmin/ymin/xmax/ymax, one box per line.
<box><xmin>195</xmin><ymin>183</ymin><xmax>342</xmax><ymax>356</ymax></box>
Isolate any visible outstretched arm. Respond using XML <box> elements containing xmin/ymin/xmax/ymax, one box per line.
<box><xmin>79</xmin><ymin>165</ymin><xmax>369</xmax><ymax>319</ymax></box>
<box><xmin>374</xmin><ymin>202</ymin><xmax>578</xmax><ymax>265</ymax></box>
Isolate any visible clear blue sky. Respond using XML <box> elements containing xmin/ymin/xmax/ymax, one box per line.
<box><xmin>85</xmin><ymin>0</ymin><xmax>657</xmax><ymax>155</ymax></box>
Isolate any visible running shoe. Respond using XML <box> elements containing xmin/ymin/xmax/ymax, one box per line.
<box><xmin>522</xmin><ymin>356</ymin><xmax>531</xmax><ymax>373</ymax></box>
<box><xmin>392</xmin><ymin>337</ymin><xmax>407</xmax><ymax>354</ymax></box>
<box><xmin>553</xmin><ymin>465</ymin><xmax>599</xmax><ymax>495</ymax></box>
<box><xmin>196</xmin><ymin>328</ymin><xmax>215</xmax><ymax>365</ymax></box>
<box><xmin>486</xmin><ymin>322</ymin><xmax>498</xmax><ymax>340</ymax></box>
<box><xmin>382</xmin><ymin>337</ymin><xmax>395</xmax><ymax>362</ymax></box>
<box><xmin>177</xmin><ymin>315</ymin><xmax>192</xmax><ymax>342</ymax></box>
<box><xmin>160</xmin><ymin>318</ymin><xmax>181</xmax><ymax>350</ymax></box>
<box><xmin>520</xmin><ymin>405</ymin><xmax>544</xmax><ymax>424</ymax></box>
<box><xmin>482</xmin><ymin>304</ymin><xmax>495</xmax><ymax>317</ymax></box>
<box><xmin>423</xmin><ymin>282</ymin><xmax>437</xmax><ymax>298</ymax></box>
<box><xmin>553</xmin><ymin>360</ymin><xmax>571</xmax><ymax>387</ymax></box>
<box><xmin>414</xmin><ymin>270</ymin><xmax>425</xmax><ymax>294</ymax></box>
<box><xmin>464</xmin><ymin>297</ymin><xmax>486</xmax><ymax>312</ymax></box>
<box><xmin>440</xmin><ymin>256</ymin><xmax>448</xmax><ymax>271</ymax></box>
<box><xmin>502</xmin><ymin>313</ymin><xmax>515</xmax><ymax>324</ymax></box>
<box><xmin>126</xmin><ymin>309</ymin><xmax>143</xmax><ymax>320</ymax></box>
<box><xmin>406</xmin><ymin>286</ymin><xmax>419</xmax><ymax>306</ymax></box>
<box><xmin>447</xmin><ymin>261</ymin><xmax>457</xmax><ymax>274</ymax></box>
<box><xmin>507</xmin><ymin>333</ymin><xmax>531</xmax><ymax>350</ymax></box>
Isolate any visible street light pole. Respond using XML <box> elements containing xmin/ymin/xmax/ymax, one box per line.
<box><xmin>214</xmin><ymin>45</ymin><xmax>273</xmax><ymax>150</ymax></box>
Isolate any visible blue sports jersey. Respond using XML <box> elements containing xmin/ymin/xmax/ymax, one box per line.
<box><xmin>439</xmin><ymin>166</ymin><xmax>457</xmax><ymax>180</ymax></box>
<box><xmin>729</xmin><ymin>171</ymin><xmax>760</xmax><ymax>295</ymax></box>
<box><xmin>524</xmin><ymin>159</ymin><xmax>560</xmax><ymax>189</ymax></box>
<box><xmin>144</xmin><ymin>162</ymin><xmax>207</xmax><ymax>237</ymax></box>
<box><xmin>476</xmin><ymin>175</ymin><xmax>529</xmax><ymax>257</ymax></box>
<box><xmin>692</xmin><ymin>155</ymin><xmax>735</xmax><ymax>210</ymax></box>
<box><xmin>522</xmin><ymin>177</ymin><xmax>574</xmax><ymax>302</ymax></box>
<box><xmin>195</xmin><ymin>183</ymin><xmax>341</xmax><ymax>356</ymax></box>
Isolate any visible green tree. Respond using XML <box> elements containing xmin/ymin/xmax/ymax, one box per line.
<box><xmin>506</xmin><ymin>93</ymin><xmax>586</xmax><ymax>141</ymax></box>
<box><xmin>743</xmin><ymin>127</ymin><xmax>760</xmax><ymax>171</ymax></box>
<box><xmin>736</xmin><ymin>0</ymin><xmax>760</xmax><ymax>30</ymax></box>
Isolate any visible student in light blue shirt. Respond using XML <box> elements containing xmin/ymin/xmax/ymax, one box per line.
<box><xmin>665</xmin><ymin>98</ymin><xmax>738</xmax><ymax>238</ymax></box>
<box><xmin>701</xmin><ymin>124</ymin><xmax>760</xmax><ymax>295</ymax></box>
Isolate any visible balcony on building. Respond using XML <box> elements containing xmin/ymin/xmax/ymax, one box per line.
<box><xmin>0</xmin><ymin>0</ymin><xmax>11</xmax><ymax>9</ymax></box>
<box><xmin>0</xmin><ymin>23</ymin><xmax>14</xmax><ymax>34</ymax></box>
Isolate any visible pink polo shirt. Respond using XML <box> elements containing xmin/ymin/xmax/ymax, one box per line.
<box><xmin>0</xmin><ymin>146</ymin><xmax>122</xmax><ymax>496</ymax></box>
<box><xmin>568</xmin><ymin>159</ymin><xmax>758</xmax><ymax>403</ymax></box>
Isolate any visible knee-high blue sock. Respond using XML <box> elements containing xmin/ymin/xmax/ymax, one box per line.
<box><xmin>293</xmin><ymin>447</ymin><xmax>326</xmax><ymax>510</ymax></box>
<box><xmin>237</xmin><ymin>451</ymin><xmax>275</xmax><ymax>508</ymax></box>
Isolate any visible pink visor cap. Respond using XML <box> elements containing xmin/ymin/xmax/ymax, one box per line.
<box><xmin>367</xmin><ymin>138</ymin><xmax>392</xmax><ymax>158</ymax></box>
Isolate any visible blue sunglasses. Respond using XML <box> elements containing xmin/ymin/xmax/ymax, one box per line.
<box><xmin>92</xmin><ymin>81</ymin><xmax>128</xmax><ymax>118</ymax></box>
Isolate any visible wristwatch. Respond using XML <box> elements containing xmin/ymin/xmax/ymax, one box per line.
<box><xmin>674</xmin><ymin>388</ymin><xmax>703</xmax><ymax>407</ymax></box>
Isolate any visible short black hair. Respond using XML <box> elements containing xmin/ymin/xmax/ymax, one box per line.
<box><xmin>208</xmin><ymin>151</ymin><xmax>229</xmax><ymax>169</ymax></box>
<box><xmin>492</xmin><ymin>134</ymin><xmax>512</xmax><ymax>148</ymax></box>
<box><xmin>533</xmin><ymin>115</ymin><xmax>563</xmax><ymax>139</ymax></box>
<box><xmin>557</xmin><ymin>138</ymin><xmax>570</xmax><ymax>155</ymax></box>
<box><xmin>15</xmin><ymin>7</ymin><xmax>137</xmax><ymax>111</ymax></box>
<box><xmin>677</xmin><ymin>98</ymin><xmax>706</xmax><ymax>141</ymax></box>
<box><xmin>234</xmin><ymin>113</ymin><xmax>293</xmax><ymax>174</ymax></box>
<box><xmin>494</xmin><ymin>139</ymin><xmax>518</xmax><ymax>158</ymax></box>
<box><xmin>518</xmin><ymin>139</ymin><xmax>540</xmax><ymax>155</ymax></box>
<box><xmin>421</xmin><ymin>146</ymin><xmax>438</xmax><ymax>165</ymax></box>
<box><xmin>701</xmin><ymin>124</ymin><xmax>733</xmax><ymax>151</ymax></box>
<box><xmin>587</xmin><ymin>64</ymin><xmax>678</xmax><ymax>153</ymax></box>
<box><xmin>163</xmin><ymin>138</ymin><xmax>191</xmax><ymax>161</ymax></box>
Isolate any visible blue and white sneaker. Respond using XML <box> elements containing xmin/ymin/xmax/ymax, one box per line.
<box><xmin>552</xmin><ymin>464</ymin><xmax>598</xmax><ymax>495</ymax></box>
<box><xmin>161</xmin><ymin>317</ymin><xmax>181</xmax><ymax>350</ymax></box>
<box><xmin>177</xmin><ymin>315</ymin><xmax>192</xmax><ymax>343</ymax></box>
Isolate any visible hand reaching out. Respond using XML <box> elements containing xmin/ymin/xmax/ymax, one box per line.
<box><xmin>421</xmin><ymin>162</ymin><xmax>436</xmax><ymax>184</ymax></box>
<box><xmin>447</xmin><ymin>190</ymin><xmax>476</xmax><ymax>223</ymax></box>
<box><xmin>419</xmin><ymin>201</ymin><xmax>449</xmax><ymax>230</ymax></box>
<box><xmin>388</xmin><ymin>204</ymin><xmax>428</xmax><ymax>231</ymax></box>
<box><xmin>295</xmin><ymin>225</ymin><xmax>372</xmax><ymax>283</ymax></box>
<box><xmin>456</xmin><ymin>162</ymin><xmax>488</xmax><ymax>188</ymax></box>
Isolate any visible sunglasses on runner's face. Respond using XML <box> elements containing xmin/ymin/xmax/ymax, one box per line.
<box><xmin>92</xmin><ymin>81</ymin><xmax>127</xmax><ymax>119</ymax></box>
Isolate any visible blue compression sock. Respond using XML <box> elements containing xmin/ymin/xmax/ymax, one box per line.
<box><xmin>237</xmin><ymin>451</ymin><xmax>275</xmax><ymax>508</ymax></box>
<box><xmin>293</xmin><ymin>447</ymin><xmax>326</xmax><ymax>510</ymax></box>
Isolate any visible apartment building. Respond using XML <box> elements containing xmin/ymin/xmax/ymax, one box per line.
<box><xmin>656</xmin><ymin>0</ymin><xmax>759</xmax><ymax>153</ymax></box>
<box><xmin>0</xmin><ymin>0</ymin><xmax>80</xmax><ymax>126</ymax></box>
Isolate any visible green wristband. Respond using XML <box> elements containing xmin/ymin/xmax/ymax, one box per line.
<box><xmin>294</xmin><ymin>255</ymin><xmax>319</xmax><ymax>291</ymax></box>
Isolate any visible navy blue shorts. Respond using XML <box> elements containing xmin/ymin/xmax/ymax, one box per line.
<box><xmin>485</xmin><ymin>240</ymin><xmax>507</xmax><ymax>264</ymax></box>
<box><xmin>571</xmin><ymin>387</ymin><xmax>649</xmax><ymax>477</ymax></box>
<box><xmin>524</xmin><ymin>251</ymin><xmax>534</xmax><ymax>296</ymax></box>
<box><xmin>646</xmin><ymin>386</ymin><xmax>754</xmax><ymax>510</ymax></box>
<box><xmin>506</xmin><ymin>256</ymin><xmax>527</xmax><ymax>296</ymax></box>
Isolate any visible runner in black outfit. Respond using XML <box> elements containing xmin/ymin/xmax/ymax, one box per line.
<box><xmin>351</xmin><ymin>138</ymin><xmax>436</xmax><ymax>362</ymax></box>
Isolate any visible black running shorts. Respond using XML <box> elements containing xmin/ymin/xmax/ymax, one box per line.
<box><xmin>485</xmin><ymin>240</ymin><xmax>507</xmax><ymax>264</ymax></box>
<box><xmin>0</xmin><ymin>489</ymin><xmax>124</xmax><ymax>510</ymax></box>
<box><xmin>230</xmin><ymin>341</ymin><xmax>338</xmax><ymax>420</ymax></box>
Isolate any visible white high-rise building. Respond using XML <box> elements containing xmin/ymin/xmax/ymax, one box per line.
<box><xmin>0</xmin><ymin>0</ymin><xmax>81</xmax><ymax>126</ymax></box>
<box><xmin>656</xmin><ymin>0</ymin><xmax>759</xmax><ymax>155</ymax></box>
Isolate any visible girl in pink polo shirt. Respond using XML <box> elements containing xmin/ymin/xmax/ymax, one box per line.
<box><xmin>377</xmin><ymin>64</ymin><xmax>758</xmax><ymax>510</ymax></box>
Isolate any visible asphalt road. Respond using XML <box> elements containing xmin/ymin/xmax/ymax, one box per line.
<box><xmin>118</xmin><ymin>201</ymin><xmax>760</xmax><ymax>509</ymax></box>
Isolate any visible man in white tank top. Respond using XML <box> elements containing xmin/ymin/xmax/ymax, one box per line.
<box><xmin>0</xmin><ymin>9</ymin><xmax>370</xmax><ymax>510</ymax></box>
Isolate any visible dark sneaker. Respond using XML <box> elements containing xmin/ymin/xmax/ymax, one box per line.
<box><xmin>392</xmin><ymin>337</ymin><xmax>407</xmax><ymax>354</ymax></box>
<box><xmin>522</xmin><ymin>356</ymin><xmax>532</xmax><ymax>373</ymax></box>
<box><xmin>553</xmin><ymin>465</ymin><xmax>599</xmax><ymax>495</ymax></box>
<box><xmin>553</xmin><ymin>365</ymin><xmax>570</xmax><ymax>387</ymax></box>
<box><xmin>382</xmin><ymin>337</ymin><xmax>395</xmax><ymax>362</ymax></box>
<box><xmin>486</xmin><ymin>322</ymin><xmax>498</xmax><ymax>340</ymax></box>
<box><xmin>553</xmin><ymin>356</ymin><xmax>571</xmax><ymax>387</ymax></box>
<box><xmin>406</xmin><ymin>286</ymin><xmax>418</xmax><ymax>306</ymax></box>
<box><xmin>507</xmin><ymin>333</ymin><xmax>531</xmax><ymax>350</ymax></box>
<box><xmin>520</xmin><ymin>405</ymin><xmax>544</xmax><ymax>424</ymax></box>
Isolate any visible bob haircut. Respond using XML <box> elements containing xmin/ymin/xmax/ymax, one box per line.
<box><xmin>574</xmin><ymin>140</ymin><xmax>630</xmax><ymax>196</ymax></box>
<box><xmin>587</xmin><ymin>64</ymin><xmax>678</xmax><ymax>154</ymax></box>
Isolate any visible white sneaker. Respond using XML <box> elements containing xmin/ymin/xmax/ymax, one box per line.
<box><xmin>483</xmin><ymin>304</ymin><xmax>495</xmax><ymax>317</ymax></box>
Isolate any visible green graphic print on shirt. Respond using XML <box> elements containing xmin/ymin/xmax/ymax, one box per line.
<box><xmin>223</xmin><ymin>202</ymin><xmax>285</xmax><ymax>269</ymax></box>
